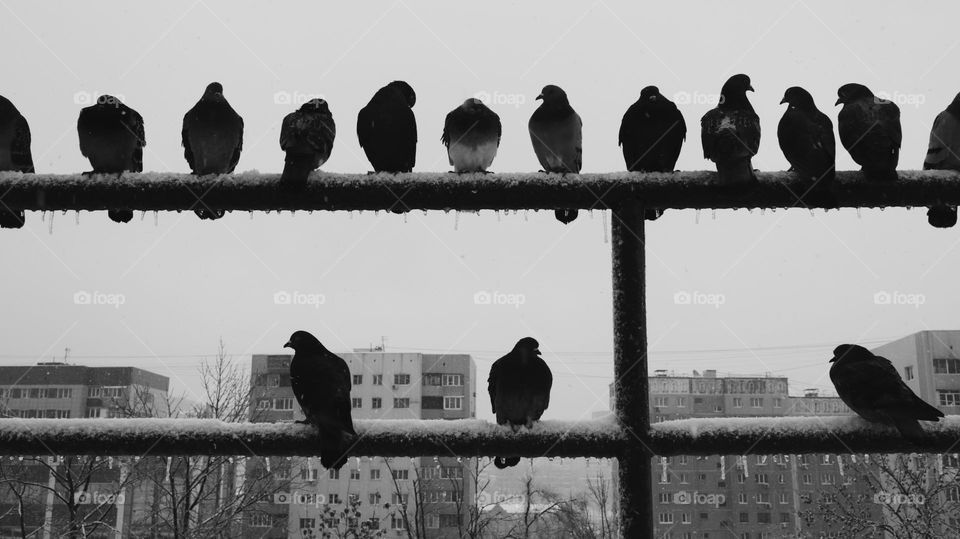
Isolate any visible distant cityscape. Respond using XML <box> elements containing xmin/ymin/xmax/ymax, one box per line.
<box><xmin>0</xmin><ymin>330</ymin><xmax>957</xmax><ymax>538</ymax></box>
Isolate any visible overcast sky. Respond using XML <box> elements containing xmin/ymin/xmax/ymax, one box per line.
<box><xmin>1</xmin><ymin>0</ymin><xmax>958</xmax><ymax>420</ymax></box>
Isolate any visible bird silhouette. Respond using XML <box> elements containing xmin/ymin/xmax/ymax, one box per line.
<box><xmin>836</xmin><ymin>83</ymin><xmax>901</xmax><ymax>182</ymax></box>
<box><xmin>923</xmin><ymin>92</ymin><xmax>960</xmax><ymax>228</ymax></box>
<box><xmin>0</xmin><ymin>96</ymin><xmax>33</xmax><ymax>228</ymax></box>
<box><xmin>280</xmin><ymin>98</ymin><xmax>336</xmax><ymax>185</ymax></box>
<box><xmin>442</xmin><ymin>98</ymin><xmax>501</xmax><ymax>173</ymax></box>
<box><xmin>778</xmin><ymin>86</ymin><xmax>836</xmax><ymax>206</ymax></box>
<box><xmin>701</xmin><ymin>74</ymin><xmax>760</xmax><ymax>187</ymax></box>
<box><xmin>529</xmin><ymin>85</ymin><xmax>583</xmax><ymax>224</ymax></box>
<box><xmin>357</xmin><ymin>81</ymin><xmax>417</xmax><ymax>173</ymax></box>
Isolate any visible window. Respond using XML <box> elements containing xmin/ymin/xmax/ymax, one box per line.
<box><xmin>277</xmin><ymin>467</ymin><xmax>291</xmax><ymax>479</ymax></box>
<box><xmin>750</xmin><ymin>397</ymin><xmax>763</xmax><ymax>408</ymax></box>
<box><xmin>85</xmin><ymin>408</ymin><xmax>103</xmax><ymax>418</ymax></box>
<box><xmin>780</xmin><ymin>512</ymin><xmax>791</xmax><ymax>523</ymax></box>
<box><xmin>733</xmin><ymin>398</ymin><xmax>743</xmax><ymax>408</ymax></box>
<box><xmin>655</xmin><ymin>397</ymin><xmax>669</xmax><ymax>407</ymax></box>
<box><xmin>679</xmin><ymin>472</ymin><xmax>688</xmax><ymax>483</ymax></box>
<box><xmin>256</xmin><ymin>399</ymin><xmax>271</xmax><ymax>410</ymax></box>
<box><xmin>756</xmin><ymin>455</ymin><xmax>767</xmax><ymax>465</ymax></box>
<box><xmin>802</xmin><ymin>473</ymin><xmax>812</xmax><ymax>485</ymax></box>
<box><xmin>681</xmin><ymin>512</ymin><xmax>690</xmax><ymax>524</ymax></box>
<box><xmin>714</xmin><ymin>405</ymin><xmax>723</xmax><ymax>412</ymax></box>
<box><xmin>392</xmin><ymin>469</ymin><xmax>409</xmax><ymax>480</ymax></box>
<box><xmin>756</xmin><ymin>473</ymin><xmax>768</xmax><ymax>485</ymax></box>
<box><xmin>369</xmin><ymin>492</ymin><xmax>381</xmax><ymax>504</ymax></box>
<box><xmin>738</xmin><ymin>493</ymin><xmax>747</xmax><ymax>504</ymax></box>
<box><xmin>299</xmin><ymin>518</ymin><xmax>315</xmax><ymax>529</ymax></box>
<box><xmin>443</xmin><ymin>374</ymin><xmax>463</xmax><ymax>386</ymax></box>
<box><xmin>739</xmin><ymin>512</ymin><xmax>749</xmax><ymax>523</ymax></box>
<box><xmin>329</xmin><ymin>493</ymin><xmax>341</xmax><ymax>504</ymax></box>
<box><xmin>372</xmin><ymin>397</ymin><xmax>382</xmax><ymax>409</ymax></box>
<box><xmin>757</xmin><ymin>493</ymin><xmax>769</xmax><ymax>504</ymax></box>
<box><xmin>250</xmin><ymin>513</ymin><xmax>272</xmax><ymax>527</ymax></box>
<box><xmin>659</xmin><ymin>493</ymin><xmax>672</xmax><ymax>503</ymax></box>
<box><xmin>372</xmin><ymin>374</ymin><xmax>383</xmax><ymax>385</ymax></box>
<box><xmin>679</xmin><ymin>455</ymin><xmax>688</xmax><ymax>465</ymax></box>
<box><xmin>676</xmin><ymin>397</ymin><xmax>686</xmax><ymax>407</ymax></box>
<box><xmin>773</xmin><ymin>397</ymin><xmax>782</xmax><ymax>408</ymax></box>
<box><xmin>904</xmin><ymin>366</ymin><xmax>914</xmax><ymax>380</ymax></box>
<box><xmin>820</xmin><ymin>454</ymin><xmax>831</xmax><ymax>464</ymax></box>
<box><xmin>394</xmin><ymin>374</ymin><xmax>410</xmax><ymax>385</ymax></box>
<box><xmin>274</xmin><ymin>397</ymin><xmax>294</xmax><ymax>410</ymax></box>
<box><xmin>301</xmin><ymin>468</ymin><xmax>319</xmax><ymax>481</ymax></box>
<box><xmin>946</xmin><ymin>486</ymin><xmax>959</xmax><ymax>502</ymax></box>
<box><xmin>422</xmin><ymin>396</ymin><xmax>444</xmax><ymax>409</ymax></box>
<box><xmin>939</xmin><ymin>391</ymin><xmax>960</xmax><ymax>406</ymax></box>
<box><xmin>391</xmin><ymin>493</ymin><xmax>409</xmax><ymax>504</ymax></box>
<box><xmin>423</xmin><ymin>374</ymin><xmax>442</xmax><ymax>386</ymax></box>
<box><xmin>352</xmin><ymin>397</ymin><xmax>362</xmax><ymax>409</ymax></box>
<box><xmin>352</xmin><ymin>374</ymin><xmax>363</xmax><ymax>385</ymax></box>
<box><xmin>658</xmin><ymin>513</ymin><xmax>674</xmax><ymax>524</ymax></box>
<box><xmin>779</xmin><ymin>493</ymin><xmax>788</xmax><ymax>504</ymax></box>
<box><xmin>440</xmin><ymin>466</ymin><xmax>463</xmax><ymax>479</ymax></box>
<box><xmin>350</xmin><ymin>469</ymin><xmax>360</xmax><ymax>480</ymax></box>
<box><xmin>737</xmin><ymin>473</ymin><xmax>746</xmax><ymax>484</ymax></box>
<box><xmin>394</xmin><ymin>398</ymin><xmax>410</xmax><ymax>409</ymax></box>
<box><xmin>426</xmin><ymin>514</ymin><xmax>439</xmax><ymax>529</ymax></box>
<box><xmin>943</xmin><ymin>454</ymin><xmax>960</xmax><ymax>468</ymax></box>
<box><xmin>443</xmin><ymin>396</ymin><xmax>463</xmax><ymax>410</ymax></box>
<box><xmin>370</xmin><ymin>469</ymin><xmax>381</xmax><ymax>480</ymax></box>
<box><xmin>267</xmin><ymin>375</ymin><xmax>280</xmax><ymax>388</ymax></box>
<box><xmin>391</xmin><ymin>516</ymin><xmax>405</xmax><ymax>530</ymax></box>
<box><xmin>757</xmin><ymin>512</ymin><xmax>771</xmax><ymax>524</ymax></box>
<box><xmin>45</xmin><ymin>410</ymin><xmax>70</xmax><ymax>418</ymax></box>
<box><xmin>9</xmin><ymin>388</ymin><xmax>22</xmax><ymax>399</ymax></box>
<box><xmin>439</xmin><ymin>514</ymin><xmax>460</xmax><ymax>528</ymax></box>
<box><xmin>934</xmin><ymin>358</ymin><xmax>960</xmax><ymax>374</ymax></box>
<box><xmin>821</xmin><ymin>473</ymin><xmax>835</xmax><ymax>485</ymax></box>
<box><xmin>329</xmin><ymin>469</ymin><xmax>340</xmax><ymax>480</ymax></box>
<box><xmin>54</xmin><ymin>388</ymin><xmax>72</xmax><ymax>399</ymax></box>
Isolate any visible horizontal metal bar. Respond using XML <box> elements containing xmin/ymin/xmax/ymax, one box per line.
<box><xmin>1</xmin><ymin>171</ymin><xmax>959</xmax><ymax>211</ymax></box>
<box><xmin>0</xmin><ymin>417</ymin><xmax>956</xmax><ymax>457</ymax></box>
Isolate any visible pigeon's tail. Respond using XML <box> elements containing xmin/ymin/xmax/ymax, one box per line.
<box><xmin>319</xmin><ymin>428</ymin><xmax>350</xmax><ymax>471</ymax></box>
<box><xmin>893</xmin><ymin>418</ymin><xmax>926</xmax><ymax>441</ymax></box>
<box><xmin>715</xmin><ymin>159</ymin><xmax>757</xmax><ymax>188</ymax></box>
<box><xmin>862</xmin><ymin>167</ymin><xmax>898</xmax><ymax>183</ymax></box>
<box><xmin>555</xmin><ymin>209</ymin><xmax>578</xmax><ymax>224</ymax></box>
<box><xmin>494</xmin><ymin>456</ymin><xmax>521</xmax><ymax>469</ymax></box>
<box><xmin>0</xmin><ymin>209</ymin><xmax>25</xmax><ymax>229</ymax></box>
<box><xmin>644</xmin><ymin>209</ymin><xmax>664</xmax><ymax>221</ymax></box>
<box><xmin>927</xmin><ymin>205</ymin><xmax>957</xmax><ymax>228</ymax></box>
<box><xmin>194</xmin><ymin>209</ymin><xmax>225</xmax><ymax>221</ymax></box>
<box><xmin>108</xmin><ymin>210</ymin><xmax>134</xmax><ymax>224</ymax></box>
<box><xmin>281</xmin><ymin>153</ymin><xmax>316</xmax><ymax>185</ymax></box>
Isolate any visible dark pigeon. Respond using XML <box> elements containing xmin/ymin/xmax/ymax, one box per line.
<box><xmin>442</xmin><ymin>98</ymin><xmax>501</xmax><ymax>173</ymax></box>
<box><xmin>0</xmin><ymin>96</ymin><xmax>33</xmax><ymax>228</ymax></box>
<box><xmin>701</xmin><ymin>74</ymin><xmax>761</xmax><ymax>187</ymax></box>
<box><xmin>182</xmin><ymin>82</ymin><xmax>243</xmax><ymax>220</ymax></box>
<box><xmin>778</xmin><ymin>86</ymin><xmax>836</xmax><ymax>205</ymax></box>
<box><xmin>280</xmin><ymin>98</ymin><xmax>336</xmax><ymax>186</ymax></box>
<box><xmin>529</xmin><ymin>85</ymin><xmax>583</xmax><ymax>224</ymax></box>
<box><xmin>286</xmin><ymin>330</ymin><xmax>356</xmax><ymax>470</ymax></box>
<box><xmin>830</xmin><ymin>344</ymin><xmax>943</xmax><ymax>440</ymax></box>
<box><xmin>922</xmin><ymin>92</ymin><xmax>960</xmax><ymax>228</ymax></box>
<box><xmin>357</xmin><ymin>81</ymin><xmax>417</xmax><ymax>173</ymax></box>
<box><xmin>836</xmin><ymin>83</ymin><xmax>901</xmax><ymax>182</ymax></box>
<box><xmin>488</xmin><ymin>337</ymin><xmax>553</xmax><ymax>469</ymax></box>
<box><xmin>619</xmin><ymin>86</ymin><xmax>686</xmax><ymax>219</ymax></box>
<box><xmin>77</xmin><ymin>95</ymin><xmax>145</xmax><ymax>223</ymax></box>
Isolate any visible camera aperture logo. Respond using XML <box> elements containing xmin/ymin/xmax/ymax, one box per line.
<box><xmin>273</xmin><ymin>90</ymin><xmax>325</xmax><ymax>106</ymax></box>
<box><xmin>673</xmin><ymin>290</ymin><xmax>725</xmax><ymax>309</ymax></box>
<box><xmin>473</xmin><ymin>90</ymin><xmax>526</xmax><ymax>108</ymax></box>
<box><xmin>473</xmin><ymin>290</ymin><xmax>526</xmax><ymax>309</ymax></box>
<box><xmin>74</xmin><ymin>290</ymin><xmax>125</xmax><ymax>309</ymax></box>
<box><xmin>873</xmin><ymin>290</ymin><xmax>925</xmax><ymax>309</ymax></box>
<box><xmin>274</xmin><ymin>290</ymin><xmax>326</xmax><ymax>309</ymax></box>
<box><xmin>673</xmin><ymin>490</ymin><xmax>725</xmax><ymax>507</ymax></box>
<box><xmin>274</xmin><ymin>491</ymin><xmax>327</xmax><ymax>507</ymax></box>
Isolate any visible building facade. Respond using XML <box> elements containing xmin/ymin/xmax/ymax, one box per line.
<box><xmin>247</xmin><ymin>349</ymin><xmax>477</xmax><ymax>539</ymax></box>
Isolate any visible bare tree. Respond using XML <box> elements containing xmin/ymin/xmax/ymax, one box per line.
<box><xmin>448</xmin><ymin>457</ymin><xmax>511</xmax><ymax>539</ymax></box>
<box><xmin>302</xmin><ymin>496</ymin><xmax>395</xmax><ymax>539</ymax></box>
<box><xmin>383</xmin><ymin>457</ymin><xmax>425</xmax><ymax>539</ymax></box>
<box><xmin>810</xmin><ymin>453</ymin><xmax>960</xmax><ymax>538</ymax></box>
<box><xmin>499</xmin><ymin>474</ymin><xmax>567</xmax><ymax>539</ymax></box>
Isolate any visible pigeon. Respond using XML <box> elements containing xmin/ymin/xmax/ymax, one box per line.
<box><xmin>701</xmin><ymin>74</ymin><xmax>761</xmax><ymax>187</ymax></box>
<box><xmin>778</xmin><ymin>86</ymin><xmax>836</xmax><ymax>205</ymax></box>
<box><xmin>280</xmin><ymin>98</ymin><xmax>336</xmax><ymax>186</ymax></box>
<box><xmin>0</xmin><ymin>96</ymin><xmax>33</xmax><ymax>229</ymax></box>
<box><xmin>487</xmin><ymin>337</ymin><xmax>553</xmax><ymax>469</ymax></box>
<box><xmin>922</xmin><ymin>92</ymin><xmax>960</xmax><ymax>228</ymax></box>
<box><xmin>182</xmin><ymin>82</ymin><xmax>243</xmax><ymax>220</ymax></box>
<box><xmin>529</xmin><ymin>85</ymin><xmax>583</xmax><ymax>224</ymax></box>
<box><xmin>285</xmin><ymin>330</ymin><xmax>356</xmax><ymax>470</ymax></box>
<box><xmin>619</xmin><ymin>86</ymin><xmax>686</xmax><ymax>219</ymax></box>
<box><xmin>836</xmin><ymin>83</ymin><xmax>901</xmax><ymax>182</ymax></box>
<box><xmin>77</xmin><ymin>95</ymin><xmax>146</xmax><ymax>223</ymax></box>
<box><xmin>357</xmin><ymin>81</ymin><xmax>417</xmax><ymax>173</ymax></box>
<box><xmin>830</xmin><ymin>344</ymin><xmax>943</xmax><ymax>440</ymax></box>
<box><xmin>442</xmin><ymin>98</ymin><xmax>501</xmax><ymax>173</ymax></box>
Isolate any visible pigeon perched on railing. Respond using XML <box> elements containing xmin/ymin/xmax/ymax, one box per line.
<box><xmin>529</xmin><ymin>85</ymin><xmax>582</xmax><ymax>224</ymax></box>
<box><xmin>77</xmin><ymin>95</ymin><xmax>145</xmax><ymax>223</ymax></box>
<box><xmin>0</xmin><ymin>96</ymin><xmax>32</xmax><ymax>228</ymax></box>
<box><xmin>182</xmin><ymin>82</ymin><xmax>244</xmax><ymax>220</ymax></box>
<box><xmin>280</xmin><ymin>98</ymin><xmax>336</xmax><ymax>185</ymax></box>
<box><xmin>488</xmin><ymin>337</ymin><xmax>553</xmax><ymax>468</ymax></box>
<box><xmin>836</xmin><ymin>83</ymin><xmax>901</xmax><ymax>183</ymax></box>
<box><xmin>619</xmin><ymin>86</ymin><xmax>686</xmax><ymax>219</ymax></box>
<box><xmin>442</xmin><ymin>98</ymin><xmax>501</xmax><ymax>173</ymax></box>
<box><xmin>701</xmin><ymin>74</ymin><xmax>760</xmax><ymax>187</ymax></box>
<box><xmin>829</xmin><ymin>344</ymin><xmax>943</xmax><ymax>440</ymax></box>
<box><xmin>922</xmin><ymin>91</ymin><xmax>960</xmax><ymax>228</ymax></box>
<box><xmin>358</xmin><ymin>81</ymin><xmax>417</xmax><ymax>173</ymax></box>
<box><xmin>778</xmin><ymin>86</ymin><xmax>836</xmax><ymax>205</ymax></box>
<box><xmin>286</xmin><ymin>330</ymin><xmax>356</xmax><ymax>470</ymax></box>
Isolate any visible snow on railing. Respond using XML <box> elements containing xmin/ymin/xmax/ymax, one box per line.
<box><xmin>0</xmin><ymin>416</ymin><xmax>957</xmax><ymax>457</ymax></box>
<box><xmin>1</xmin><ymin>170</ymin><xmax>960</xmax><ymax>211</ymax></box>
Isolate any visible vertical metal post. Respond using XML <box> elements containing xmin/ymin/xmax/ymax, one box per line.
<box><xmin>611</xmin><ymin>201</ymin><xmax>652</xmax><ymax>538</ymax></box>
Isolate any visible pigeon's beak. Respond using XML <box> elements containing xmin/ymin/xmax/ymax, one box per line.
<box><xmin>283</xmin><ymin>341</ymin><xmax>292</xmax><ymax>349</ymax></box>
<box><xmin>536</xmin><ymin>94</ymin><xmax>543</xmax><ymax>101</ymax></box>
<box><xmin>779</xmin><ymin>97</ymin><xmax>787</xmax><ymax>105</ymax></box>
<box><xmin>534</xmin><ymin>348</ymin><xmax>541</xmax><ymax>356</ymax></box>
<box><xmin>747</xmin><ymin>85</ymin><xmax>755</xmax><ymax>92</ymax></box>
<box><xmin>828</xmin><ymin>356</ymin><xmax>837</xmax><ymax>363</ymax></box>
<box><xmin>835</xmin><ymin>98</ymin><xmax>843</xmax><ymax>106</ymax></box>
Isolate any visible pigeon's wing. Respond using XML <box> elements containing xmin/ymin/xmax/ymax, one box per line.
<box><xmin>77</xmin><ymin>108</ymin><xmax>93</xmax><ymax>159</ymax></box>
<box><xmin>923</xmin><ymin>111</ymin><xmax>960</xmax><ymax>170</ymax></box>
<box><xmin>229</xmin><ymin>113</ymin><xmax>243</xmax><ymax>173</ymax></box>
<box><xmin>572</xmin><ymin>112</ymin><xmax>583</xmax><ymax>172</ymax></box>
<box><xmin>700</xmin><ymin>108</ymin><xmax>721</xmax><ymax>160</ymax></box>
<box><xmin>487</xmin><ymin>358</ymin><xmax>502</xmax><ymax>413</ymax></box>
<box><xmin>279</xmin><ymin>111</ymin><xmax>296</xmax><ymax>151</ymax></box>
<box><xmin>129</xmin><ymin>107</ymin><xmax>145</xmax><ymax>172</ymax></box>
<box><xmin>356</xmin><ymin>103</ymin><xmax>374</xmax><ymax>150</ymax></box>
<box><xmin>618</xmin><ymin>104</ymin><xmax>639</xmax><ymax>147</ymax></box>
<box><xmin>401</xmin><ymin>106</ymin><xmax>417</xmax><ymax>170</ymax></box>
<box><xmin>816</xmin><ymin>112</ymin><xmax>836</xmax><ymax>160</ymax></box>
<box><xmin>494</xmin><ymin>110</ymin><xmax>502</xmax><ymax>145</ymax></box>
<box><xmin>441</xmin><ymin>110</ymin><xmax>453</xmax><ymax>147</ymax></box>
<box><xmin>880</xmin><ymin>101</ymin><xmax>902</xmax><ymax>149</ymax></box>
<box><xmin>11</xmin><ymin>114</ymin><xmax>33</xmax><ymax>173</ymax></box>
<box><xmin>329</xmin><ymin>353</ymin><xmax>356</xmax><ymax>435</ymax></box>
<box><xmin>181</xmin><ymin>111</ymin><xmax>195</xmax><ymax>170</ymax></box>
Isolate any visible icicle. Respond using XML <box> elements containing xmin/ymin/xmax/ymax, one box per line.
<box><xmin>75</xmin><ymin>211</ymin><xmax>80</xmax><ymax>225</ymax></box>
<box><xmin>496</xmin><ymin>210</ymin><xmax>501</xmax><ymax>222</ymax></box>
<box><xmin>809</xmin><ymin>209</ymin><xmax>815</xmax><ymax>218</ymax></box>
<box><xmin>760</xmin><ymin>208</ymin><xmax>765</xmax><ymax>216</ymax></box>
<box><xmin>711</xmin><ymin>209</ymin><xmax>716</xmax><ymax>220</ymax></box>
<box><xmin>602</xmin><ymin>211</ymin><xmax>609</xmax><ymax>244</ymax></box>
<box><xmin>454</xmin><ymin>211</ymin><xmax>460</xmax><ymax>231</ymax></box>
<box><xmin>748</xmin><ymin>208</ymin><xmax>754</xmax><ymax>214</ymax></box>
<box><xmin>856</xmin><ymin>208</ymin><xmax>862</xmax><ymax>219</ymax></box>
<box><xmin>48</xmin><ymin>211</ymin><xmax>54</xmax><ymax>235</ymax></box>
<box><xmin>265</xmin><ymin>457</ymin><xmax>272</xmax><ymax>472</ymax></box>
<box><xmin>524</xmin><ymin>210</ymin><xmax>529</xmax><ymax>221</ymax></box>
<box><xmin>403</xmin><ymin>213</ymin><xmax>408</xmax><ymax>224</ymax></box>
<box><xmin>153</xmin><ymin>211</ymin><xmax>158</xmax><ymax>226</ymax></box>
<box><xmin>695</xmin><ymin>209</ymin><xmax>700</xmax><ymax>224</ymax></box>
<box><xmin>108</xmin><ymin>457</ymin><xmax>114</xmax><ymax>469</ymax></box>
<box><xmin>41</xmin><ymin>210</ymin><xmax>45</xmax><ymax>222</ymax></box>
<box><xmin>140</xmin><ymin>211</ymin><xmax>146</xmax><ymax>221</ymax></box>
<box><xmin>249</xmin><ymin>211</ymin><xmax>254</xmax><ymax>220</ymax></box>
